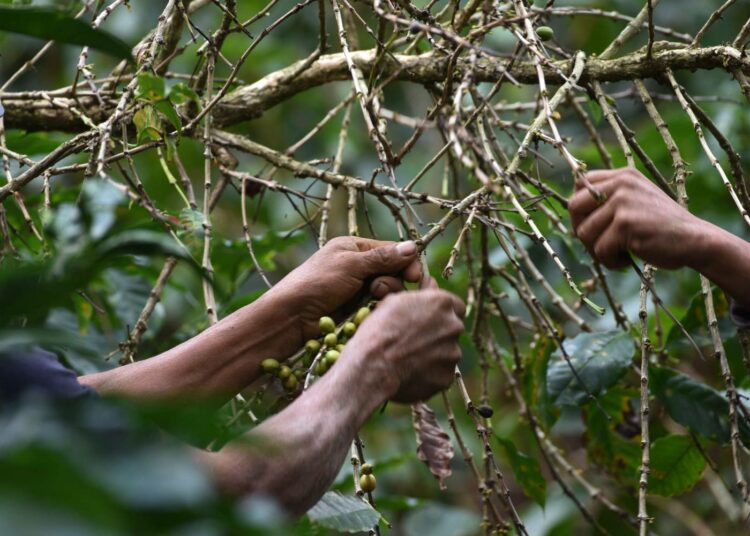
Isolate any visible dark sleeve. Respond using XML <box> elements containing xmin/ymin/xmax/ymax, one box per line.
<box><xmin>730</xmin><ymin>299</ymin><xmax>750</xmax><ymax>329</ymax></box>
<box><xmin>0</xmin><ymin>348</ymin><xmax>95</xmax><ymax>404</ymax></box>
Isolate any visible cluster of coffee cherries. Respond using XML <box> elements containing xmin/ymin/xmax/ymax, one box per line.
<box><xmin>260</xmin><ymin>305</ymin><xmax>372</xmax><ymax>392</ymax></box>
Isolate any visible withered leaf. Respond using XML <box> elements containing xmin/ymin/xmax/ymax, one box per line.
<box><xmin>411</xmin><ymin>402</ymin><xmax>454</xmax><ymax>490</ymax></box>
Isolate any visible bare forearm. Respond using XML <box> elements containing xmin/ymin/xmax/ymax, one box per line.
<box><xmin>80</xmin><ymin>288</ymin><xmax>302</xmax><ymax>402</ymax></box>
<box><xmin>689</xmin><ymin>221</ymin><xmax>750</xmax><ymax>310</ymax></box>
<box><xmin>193</xmin><ymin>343</ymin><xmax>395</xmax><ymax>515</ymax></box>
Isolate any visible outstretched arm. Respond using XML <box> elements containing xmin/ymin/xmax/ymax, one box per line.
<box><xmin>80</xmin><ymin>237</ymin><xmax>423</xmax><ymax>403</ymax></box>
<box><xmin>568</xmin><ymin>167</ymin><xmax>750</xmax><ymax>310</ymax></box>
<box><xmin>193</xmin><ymin>286</ymin><xmax>465</xmax><ymax>515</ymax></box>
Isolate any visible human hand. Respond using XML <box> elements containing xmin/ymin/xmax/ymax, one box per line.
<box><xmin>568</xmin><ymin>167</ymin><xmax>710</xmax><ymax>270</ymax></box>
<box><xmin>350</xmin><ymin>276</ymin><xmax>465</xmax><ymax>403</ymax></box>
<box><xmin>269</xmin><ymin>236</ymin><xmax>423</xmax><ymax>345</ymax></box>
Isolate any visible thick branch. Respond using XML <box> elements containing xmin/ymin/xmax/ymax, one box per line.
<box><xmin>3</xmin><ymin>45</ymin><xmax>748</xmax><ymax>132</ymax></box>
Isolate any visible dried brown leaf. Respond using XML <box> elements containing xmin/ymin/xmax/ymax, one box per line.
<box><xmin>411</xmin><ymin>402</ymin><xmax>454</xmax><ymax>490</ymax></box>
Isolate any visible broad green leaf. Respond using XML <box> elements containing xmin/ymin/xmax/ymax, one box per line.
<box><xmin>0</xmin><ymin>6</ymin><xmax>132</xmax><ymax>60</ymax></box>
<box><xmin>495</xmin><ymin>435</ymin><xmax>546</xmax><ymax>507</ymax></box>
<box><xmin>81</xmin><ymin>179</ymin><xmax>126</xmax><ymax>240</ymax></box>
<box><xmin>547</xmin><ymin>330</ymin><xmax>634</xmax><ymax>407</ymax></box>
<box><xmin>307</xmin><ymin>492</ymin><xmax>380</xmax><ymax>533</ymax></box>
<box><xmin>402</xmin><ymin>504</ymin><xmax>480</xmax><ymax>536</ymax></box>
<box><xmin>650</xmin><ymin>366</ymin><xmax>750</xmax><ymax>444</ymax></box>
<box><xmin>5</xmin><ymin>130</ymin><xmax>67</xmax><ymax>155</ymax></box>
<box><xmin>583</xmin><ymin>387</ymin><xmax>640</xmax><ymax>487</ymax></box>
<box><xmin>648</xmin><ymin>435</ymin><xmax>706</xmax><ymax>497</ymax></box>
<box><xmin>521</xmin><ymin>334</ymin><xmax>559</xmax><ymax>430</ymax></box>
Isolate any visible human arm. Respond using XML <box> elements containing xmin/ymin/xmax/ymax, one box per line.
<box><xmin>568</xmin><ymin>167</ymin><xmax>750</xmax><ymax>309</ymax></box>
<box><xmin>192</xmin><ymin>286</ymin><xmax>466</xmax><ymax>514</ymax></box>
<box><xmin>79</xmin><ymin>237</ymin><xmax>423</xmax><ymax>403</ymax></box>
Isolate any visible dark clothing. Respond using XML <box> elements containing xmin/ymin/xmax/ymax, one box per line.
<box><xmin>730</xmin><ymin>300</ymin><xmax>750</xmax><ymax>329</ymax></box>
<box><xmin>0</xmin><ymin>348</ymin><xmax>94</xmax><ymax>404</ymax></box>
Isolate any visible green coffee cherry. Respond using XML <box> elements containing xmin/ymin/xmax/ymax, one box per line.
<box><xmin>353</xmin><ymin>307</ymin><xmax>371</xmax><ymax>326</ymax></box>
<box><xmin>325</xmin><ymin>350</ymin><xmax>340</xmax><ymax>365</ymax></box>
<box><xmin>282</xmin><ymin>374</ymin><xmax>298</xmax><ymax>391</ymax></box>
<box><xmin>305</xmin><ymin>339</ymin><xmax>321</xmax><ymax>354</ymax></box>
<box><xmin>343</xmin><ymin>322</ymin><xmax>357</xmax><ymax>337</ymax></box>
<box><xmin>336</xmin><ymin>344</ymin><xmax>346</xmax><ymax>353</ymax></box>
<box><xmin>535</xmin><ymin>26</ymin><xmax>554</xmax><ymax>42</ymax></box>
<box><xmin>260</xmin><ymin>358</ymin><xmax>280</xmax><ymax>374</ymax></box>
<box><xmin>294</xmin><ymin>368</ymin><xmax>306</xmax><ymax>379</ymax></box>
<box><xmin>315</xmin><ymin>360</ymin><xmax>328</xmax><ymax>375</ymax></box>
<box><xmin>360</xmin><ymin>463</ymin><xmax>373</xmax><ymax>475</ymax></box>
<box><xmin>302</xmin><ymin>354</ymin><xmax>313</xmax><ymax>367</ymax></box>
<box><xmin>323</xmin><ymin>332</ymin><xmax>338</xmax><ymax>347</ymax></box>
<box><xmin>359</xmin><ymin>474</ymin><xmax>376</xmax><ymax>493</ymax></box>
<box><xmin>278</xmin><ymin>365</ymin><xmax>291</xmax><ymax>380</ymax></box>
<box><xmin>319</xmin><ymin>316</ymin><xmax>336</xmax><ymax>334</ymax></box>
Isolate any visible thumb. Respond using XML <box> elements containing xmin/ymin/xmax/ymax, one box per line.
<box><xmin>358</xmin><ymin>240</ymin><xmax>418</xmax><ymax>276</ymax></box>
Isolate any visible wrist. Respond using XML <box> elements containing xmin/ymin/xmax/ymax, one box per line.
<box><xmin>686</xmin><ymin>219</ymin><xmax>732</xmax><ymax>274</ymax></box>
<box><xmin>341</xmin><ymin>335</ymin><xmax>400</xmax><ymax>405</ymax></box>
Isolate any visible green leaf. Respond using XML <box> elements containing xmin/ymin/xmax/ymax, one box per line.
<box><xmin>649</xmin><ymin>435</ymin><xmax>706</xmax><ymax>497</ymax></box>
<box><xmin>495</xmin><ymin>435</ymin><xmax>546</xmax><ymax>507</ymax></box>
<box><xmin>521</xmin><ymin>334</ymin><xmax>559</xmax><ymax>430</ymax></box>
<box><xmin>153</xmin><ymin>100</ymin><xmax>181</xmax><ymax>132</ymax></box>
<box><xmin>169</xmin><ymin>83</ymin><xmax>200</xmax><ymax>106</ymax></box>
<box><xmin>547</xmin><ymin>330</ymin><xmax>634</xmax><ymax>407</ymax></box>
<box><xmin>650</xmin><ymin>367</ymin><xmax>750</xmax><ymax>444</ymax></box>
<box><xmin>307</xmin><ymin>492</ymin><xmax>380</xmax><ymax>533</ymax></box>
<box><xmin>5</xmin><ymin>130</ymin><xmax>67</xmax><ymax>155</ymax></box>
<box><xmin>133</xmin><ymin>105</ymin><xmax>162</xmax><ymax>144</ymax></box>
<box><xmin>0</xmin><ymin>6</ymin><xmax>132</xmax><ymax>60</ymax></box>
<box><xmin>136</xmin><ymin>73</ymin><xmax>165</xmax><ymax>102</ymax></box>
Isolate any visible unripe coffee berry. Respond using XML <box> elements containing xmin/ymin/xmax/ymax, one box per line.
<box><xmin>283</xmin><ymin>374</ymin><xmax>298</xmax><ymax>391</ymax></box>
<box><xmin>343</xmin><ymin>322</ymin><xmax>357</xmax><ymax>336</ymax></box>
<box><xmin>294</xmin><ymin>368</ymin><xmax>306</xmax><ymax>379</ymax></box>
<box><xmin>360</xmin><ymin>463</ymin><xmax>373</xmax><ymax>475</ymax></box>
<box><xmin>261</xmin><ymin>358</ymin><xmax>280</xmax><ymax>374</ymax></box>
<box><xmin>325</xmin><ymin>349</ymin><xmax>340</xmax><ymax>364</ymax></box>
<box><xmin>324</xmin><ymin>333</ymin><xmax>338</xmax><ymax>347</ymax></box>
<box><xmin>315</xmin><ymin>360</ymin><xmax>328</xmax><ymax>375</ymax></box>
<box><xmin>305</xmin><ymin>339</ymin><xmax>321</xmax><ymax>354</ymax></box>
<box><xmin>278</xmin><ymin>365</ymin><xmax>291</xmax><ymax>380</ymax></box>
<box><xmin>359</xmin><ymin>474</ymin><xmax>376</xmax><ymax>493</ymax></box>
<box><xmin>354</xmin><ymin>307</ymin><xmax>370</xmax><ymax>325</ymax></box>
<box><xmin>535</xmin><ymin>26</ymin><xmax>554</xmax><ymax>41</ymax></box>
<box><xmin>336</xmin><ymin>344</ymin><xmax>346</xmax><ymax>353</ymax></box>
<box><xmin>319</xmin><ymin>316</ymin><xmax>336</xmax><ymax>334</ymax></box>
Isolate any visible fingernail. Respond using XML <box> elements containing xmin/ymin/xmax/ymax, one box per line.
<box><xmin>396</xmin><ymin>241</ymin><xmax>416</xmax><ymax>256</ymax></box>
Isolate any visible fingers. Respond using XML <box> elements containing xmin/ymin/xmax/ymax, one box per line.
<box><xmin>370</xmin><ymin>276</ymin><xmax>405</xmax><ymax>299</ymax></box>
<box><xmin>592</xmin><ymin>223</ymin><xmax>631</xmax><ymax>269</ymax></box>
<box><xmin>353</xmin><ymin>240</ymin><xmax>420</xmax><ymax>278</ymax></box>
<box><xmin>573</xmin><ymin>167</ymin><xmax>645</xmax><ymax>190</ymax></box>
<box><xmin>574</xmin><ymin>199</ymin><xmax>616</xmax><ymax>250</ymax></box>
<box><xmin>421</xmin><ymin>272</ymin><xmax>439</xmax><ymax>290</ymax></box>
<box><xmin>568</xmin><ymin>177</ymin><xmax>621</xmax><ymax>229</ymax></box>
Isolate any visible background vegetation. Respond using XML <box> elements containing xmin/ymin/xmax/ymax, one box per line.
<box><xmin>2</xmin><ymin>0</ymin><xmax>750</xmax><ymax>534</ymax></box>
